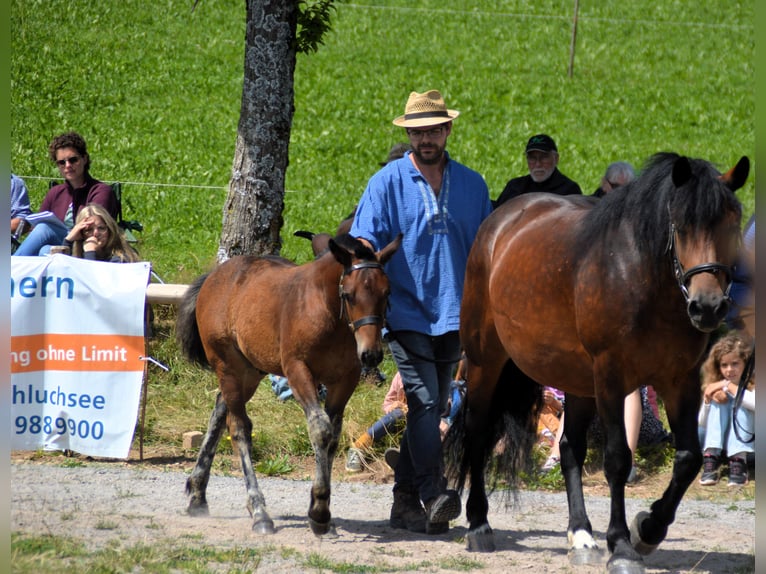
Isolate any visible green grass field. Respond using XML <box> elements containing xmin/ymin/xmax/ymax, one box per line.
<box><xmin>12</xmin><ymin>0</ymin><xmax>754</xmax><ymax>281</ymax></box>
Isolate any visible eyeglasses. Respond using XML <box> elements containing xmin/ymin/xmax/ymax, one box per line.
<box><xmin>406</xmin><ymin>126</ymin><xmax>445</xmax><ymax>140</ymax></box>
<box><xmin>56</xmin><ymin>156</ymin><xmax>81</xmax><ymax>167</ymax></box>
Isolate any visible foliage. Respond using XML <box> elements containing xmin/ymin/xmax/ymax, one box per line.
<box><xmin>255</xmin><ymin>453</ymin><xmax>295</xmax><ymax>476</ymax></box>
<box><xmin>11</xmin><ymin>0</ymin><xmax>754</xmax><ymax>283</ymax></box>
<box><xmin>296</xmin><ymin>0</ymin><xmax>339</xmax><ymax>54</ymax></box>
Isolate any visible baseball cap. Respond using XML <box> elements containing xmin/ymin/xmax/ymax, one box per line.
<box><xmin>525</xmin><ymin>134</ymin><xmax>557</xmax><ymax>153</ymax></box>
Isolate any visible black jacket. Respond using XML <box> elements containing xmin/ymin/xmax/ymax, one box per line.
<box><xmin>494</xmin><ymin>169</ymin><xmax>582</xmax><ymax>208</ymax></box>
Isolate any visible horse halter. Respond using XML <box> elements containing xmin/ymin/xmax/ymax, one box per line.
<box><xmin>338</xmin><ymin>262</ymin><xmax>386</xmax><ymax>332</ymax></box>
<box><xmin>667</xmin><ymin>220</ymin><xmax>733</xmax><ymax>303</ymax></box>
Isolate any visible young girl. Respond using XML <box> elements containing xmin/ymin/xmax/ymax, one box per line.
<box><xmin>63</xmin><ymin>203</ymin><xmax>139</xmax><ymax>262</ymax></box>
<box><xmin>698</xmin><ymin>331</ymin><xmax>755</xmax><ymax>486</ymax></box>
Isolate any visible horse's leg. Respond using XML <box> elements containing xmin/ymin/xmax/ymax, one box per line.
<box><xmin>560</xmin><ymin>395</ymin><xmax>603</xmax><ymax>565</ymax></box>
<box><xmin>462</xmin><ymin>387</ymin><xmax>493</xmax><ymax>552</ymax></box>
<box><xmin>226</xmin><ymin>386</ymin><xmax>276</xmax><ymax>534</ymax></box>
<box><xmin>462</xmin><ymin>358</ymin><xmax>539</xmax><ymax>552</ymax></box>
<box><xmin>629</xmin><ymin>383</ymin><xmax>702</xmax><ymax>555</ymax></box>
<box><xmin>186</xmin><ymin>391</ymin><xmax>228</xmax><ymax>516</ymax></box>
<box><xmin>597</xmin><ymin>389</ymin><xmax>646</xmax><ymax>574</ymax></box>
<box><xmin>289</xmin><ymin>362</ymin><xmax>353</xmax><ymax>537</ymax></box>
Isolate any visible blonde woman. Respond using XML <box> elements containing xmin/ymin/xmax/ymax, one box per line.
<box><xmin>698</xmin><ymin>331</ymin><xmax>754</xmax><ymax>486</ymax></box>
<box><xmin>63</xmin><ymin>203</ymin><xmax>139</xmax><ymax>262</ymax></box>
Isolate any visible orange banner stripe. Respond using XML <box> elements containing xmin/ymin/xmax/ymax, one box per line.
<box><xmin>11</xmin><ymin>333</ymin><xmax>145</xmax><ymax>373</ymax></box>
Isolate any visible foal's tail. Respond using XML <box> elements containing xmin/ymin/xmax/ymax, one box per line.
<box><xmin>175</xmin><ymin>273</ymin><xmax>211</xmax><ymax>368</ymax></box>
<box><xmin>445</xmin><ymin>359</ymin><xmax>542</xmax><ymax>497</ymax></box>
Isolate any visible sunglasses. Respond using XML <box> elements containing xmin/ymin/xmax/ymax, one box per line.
<box><xmin>56</xmin><ymin>156</ymin><xmax>81</xmax><ymax>167</ymax></box>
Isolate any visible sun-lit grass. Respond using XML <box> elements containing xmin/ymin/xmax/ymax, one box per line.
<box><xmin>12</xmin><ymin>0</ymin><xmax>754</xmax><ymax>281</ymax></box>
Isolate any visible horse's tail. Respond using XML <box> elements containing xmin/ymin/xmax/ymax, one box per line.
<box><xmin>175</xmin><ymin>273</ymin><xmax>211</xmax><ymax>368</ymax></box>
<box><xmin>445</xmin><ymin>359</ymin><xmax>542</xmax><ymax>498</ymax></box>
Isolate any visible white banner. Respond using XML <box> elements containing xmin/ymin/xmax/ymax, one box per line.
<box><xmin>10</xmin><ymin>255</ymin><xmax>151</xmax><ymax>458</ymax></box>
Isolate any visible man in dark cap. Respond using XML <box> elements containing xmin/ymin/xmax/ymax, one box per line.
<box><xmin>494</xmin><ymin>133</ymin><xmax>582</xmax><ymax>207</ymax></box>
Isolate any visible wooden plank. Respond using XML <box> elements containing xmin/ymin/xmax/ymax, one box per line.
<box><xmin>146</xmin><ymin>283</ymin><xmax>188</xmax><ymax>305</ymax></box>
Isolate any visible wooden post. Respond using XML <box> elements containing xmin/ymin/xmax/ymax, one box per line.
<box><xmin>568</xmin><ymin>0</ymin><xmax>580</xmax><ymax>78</ymax></box>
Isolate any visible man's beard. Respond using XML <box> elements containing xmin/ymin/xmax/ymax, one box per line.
<box><xmin>412</xmin><ymin>143</ymin><xmax>445</xmax><ymax>165</ymax></box>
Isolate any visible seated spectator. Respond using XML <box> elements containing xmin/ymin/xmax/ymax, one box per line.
<box><xmin>542</xmin><ymin>386</ymin><xmax>671</xmax><ymax>483</ymax></box>
<box><xmin>14</xmin><ymin>131</ymin><xmax>118</xmax><ymax>256</ymax></box>
<box><xmin>494</xmin><ymin>134</ymin><xmax>582</xmax><ymax>208</ymax></box>
<box><xmin>538</xmin><ymin>386</ymin><xmax>565</xmax><ymax>447</ymax></box>
<box><xmin>346</xmin><ymin>371</ymin><xmax>408</xmax><ymax>472</ymax></box>
<box><xmin>63</xmin><ymin>203</ymin><xmax>139</xmax><ymax>262</ymax></box>
<box><xmin>268</xmin><ymin>374</ymin><xmax>327</xmax><ymax>402</ymax></box>
<box><xmin>348</xmin><ymin>367</ymin><xmax>465</xmax><ymax>473</ymax></box>
<box><xmin>698</xmin><ymin>330</ymin><xmax>755</xmax><ymax>486</ymax></box>
<box><xmin>592</xmin><ymin>161</ymin><xmax>635</xmax><ymax>197</ymax></box>
<box><xmin>11</xmin><ymin>173</ymin><xmax>32</xmax><ymax>234</ymax></box>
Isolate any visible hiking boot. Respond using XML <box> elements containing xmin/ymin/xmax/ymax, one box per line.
<box><xmin>424</xmin><ymin>490</ymin><xmax>461</xmax><ymax>534</ymax></box>
<box><xmin>699</xmin><ymin>453</ymin><xmax>721</xmax><ymax>486</ymax></box>
<box><xmin>384</xmin><ymin>447</ymin><xmax>400</xmax><ymax>470</ymax></box>
<box><xmin>626</xmin><ymin>466</ymin><xmax>638</xmax><ymax>484</ymax></box>
<box><xmin>727</xmin><ymin>456</ymin><xmax>748</xmax><ymax>486</ymax></box>
<box><xmin>390</xmin><ymin>488</ymin><xmax>426</xmax><ymax>532</ymax></box>
<box><xmin>345</xmin><ymin>448</ymin><xmax>363</xmax><ymax>473</ymax></box>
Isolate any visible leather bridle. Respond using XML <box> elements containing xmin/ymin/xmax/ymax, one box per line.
<box><xmin>338</xmin><ymin>262</ymin><xmax>386</xmax><ymax>332</ymax></box>
<box><xmin>667</xmin><ymin>220</ymin><xmax>733</xmax><ymax>304</ymax></box>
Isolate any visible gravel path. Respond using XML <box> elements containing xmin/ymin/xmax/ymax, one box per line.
<box><xmin>12</xmin><ymin>461</ymin><xmax>754</xmax><ymax>573</ymax></box>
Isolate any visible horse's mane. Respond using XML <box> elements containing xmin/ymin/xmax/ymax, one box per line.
<box><xmin>577</xmin><ymin>152</ymin><xmax>742</xmax><ymax>277</ymax></box>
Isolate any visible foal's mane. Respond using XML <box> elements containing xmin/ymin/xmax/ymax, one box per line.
<box><xmin>577</xmin><ymin>152</ymin><xmax>741</xmax><ymax>277</ymax></box>
<box><xmin>331</xmin><ymin>233</ymin><xmax>377</xmax><ymax>262</ymax></box>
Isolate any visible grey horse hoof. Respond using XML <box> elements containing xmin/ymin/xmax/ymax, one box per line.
<box><xmin>568</xmin><ymin>547</ymin><xmax>604</xmax><ymax>566</ymax></box>
<box><xmin>308</xmin><ymin>517</ymin><xmax>335</xmax><ymax>537</ymax></box>
<box><xmin>252</xmin><ymin>517</ymin><xmax>276</xmax><ymax>534</ymax></box>
<box><xmin>186</xmin><ymin>503</ymin><xmax>209</xmax><ymax>517</ymax></box>
<box><xmin>607</xmin><ymin>556</ymin><xmax>646</xmax><ymax>574</ymax></box>
<box><xmin>630</xmin><ymin>511</ymin><xmax>660</xmax><ymax>556</ymax></box>
<box><xmin>466</xmin><ymin>524</ymin><xmax>495</xmax><ymax>552</ymax></box>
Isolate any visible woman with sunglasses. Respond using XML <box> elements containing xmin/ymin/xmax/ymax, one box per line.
<box><xmin>14</xmin><ymin>131</ymin><xmax>118</xmax><ymax>256</ymax></box>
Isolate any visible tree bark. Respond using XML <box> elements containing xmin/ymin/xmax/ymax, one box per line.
<box><xmin>218</xmin><ymin>0</ymin><xmax>299</xmax><ymax>262</ymax></box>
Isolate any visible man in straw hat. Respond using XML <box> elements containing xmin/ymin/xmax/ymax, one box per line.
<box><xmin>350</xmin><ymin>89</ymin><xmax>492</xmax><ymax>535</ymax></box>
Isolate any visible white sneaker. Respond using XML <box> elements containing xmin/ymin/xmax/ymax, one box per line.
<box><xmin>345</xmin><ymin>447</ymin><xmax>363</xmax><ymax>472</ymax></box>
<box><xmin>541</xmin><ymin>455</ymin><xmax>560</xmax><ymax>473</ymax></box>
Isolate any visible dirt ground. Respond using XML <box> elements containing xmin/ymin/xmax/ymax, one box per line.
<box><xmin>11</xmin><ymin>449</ymin><xmax>755</xmax><ymax>573</ymax></box>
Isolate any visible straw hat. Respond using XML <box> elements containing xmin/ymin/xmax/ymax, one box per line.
<box><xmin>392</xmin><ymin>90</ymin><xmax>460</xmax><ymax>128</ymax></box>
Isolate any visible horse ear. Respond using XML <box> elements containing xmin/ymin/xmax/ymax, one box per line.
<box><xmin>720</xmin><ymin>156</ymin><xmax>750</xmax><ymax>192</ymax></box>
<box><xmin>328</xmin><ymin>237</ymin><xmax>353</xmax><ymax>268</ymax></box>
<box><xmin>377</xmin><ymin>234</ymin><xmax>403</xmax><ymax>265</ymax></box>
<box><xmin>671</xmin><ymin>156</ymin><xmax>693</xmax><ymax>188</ymax></box>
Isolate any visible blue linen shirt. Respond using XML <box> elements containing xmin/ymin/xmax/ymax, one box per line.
<box><xmin>350</xmin><ymin>151</ymin><xmax>492</xmax><ymax>336</ymax></box>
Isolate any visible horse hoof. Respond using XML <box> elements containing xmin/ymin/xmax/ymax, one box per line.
<box><xmin>630</xmin><ymin>511</ymin><xmax>661</xmax><ymax>556</ymax></box>
<box><xmin>568</xmin><ymin>547</ymin><xmax>604</xmax><ymax>566</ymax></box>
<box><xmin>252</xmin><ymin>518</ymin><xmax>276</xmax><ymax>535</ymax></box>
<box><xmin>607</xmin><ymin>556</ymin><xmax>646</xmax><ymax>574</ymax></box>
<box><xmin>308</xmin><ymin>517</ymin><xmax>336</xmax><ymax>537</ymax></box>
<box><xmin>466</xmin><ymin>524</ymin><xmax>495</xmax><ymax>552</ymax></box>
<box><xmin>186</xmin><ymin>503</ymin><xmax>209</xmax><ymax>517</ymax></box>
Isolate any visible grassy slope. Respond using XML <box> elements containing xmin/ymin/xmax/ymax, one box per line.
<box><xmin>12</xmin><ymin>0</ymin><xmax>754</xmax><ymax>278</ymax></box>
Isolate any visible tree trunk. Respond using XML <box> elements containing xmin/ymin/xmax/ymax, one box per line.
<box><xmin>218</xmin><ymin>0</ymin><xmax>299</xmax><ymax>262</ymax></box>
